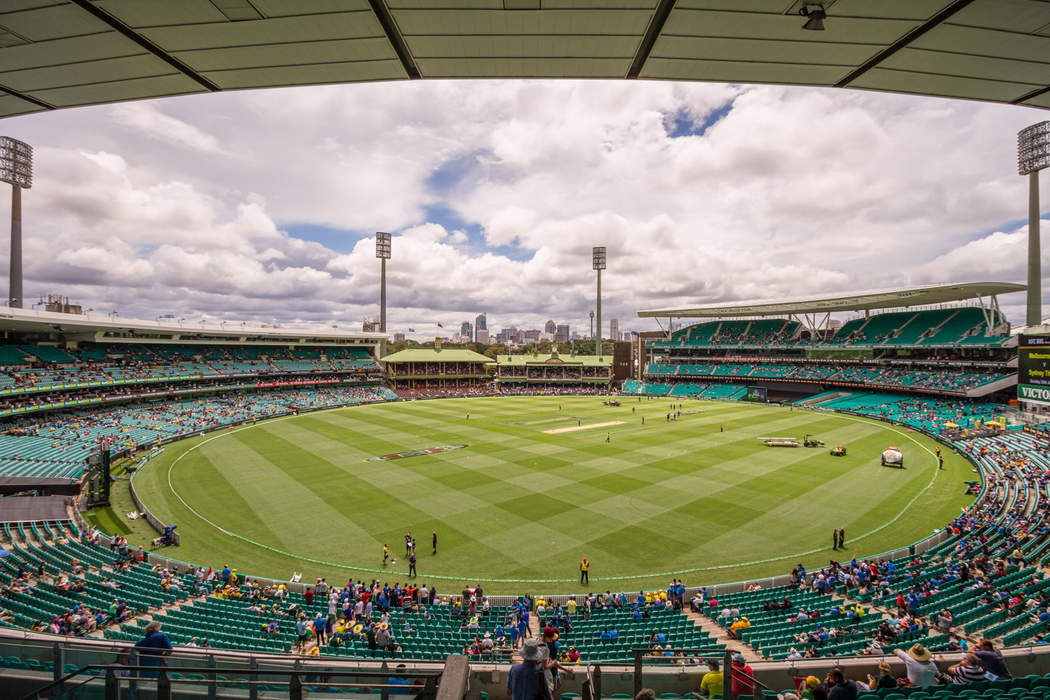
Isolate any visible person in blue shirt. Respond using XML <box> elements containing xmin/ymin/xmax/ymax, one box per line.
<box><xmin>296</xmin><ymin>616</ymin><xmax>310</xmax><ymax>653</ymax></box>
<box><xmin>508</xmin><ymin>641</ymin><xmax>551</xmax><ymax>700</ymax></box>
<box><xmin>134</xmin><ymin>621</ymin><xmax>172</xmax><ymax>678</ymax></box>
<box><xmin>389</xmin><ymin>664</ymin><xmax>412</xmax><ymax>695</ymax></box>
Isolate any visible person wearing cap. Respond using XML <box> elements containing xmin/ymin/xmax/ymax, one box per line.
<box><xmin>800</xmin><ymin>676</ymin><xmax>826</xmax><ymax>700</ymax></box>
<box><xmin>731</xmin><ymin>653</ymin><xmax>755</xmax><ymax>697</ymax></box>
<box><xmin>894</xmin><ymin>643</ymin><xmax>938</xmax><ymax>687</ymax></box>
<box><xmin>508</xmin><ymin>640</ymin><xmax>551</xmax><ymax>700</ymax></box>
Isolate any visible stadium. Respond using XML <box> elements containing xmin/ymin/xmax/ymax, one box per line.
<box><xmin>2</xmin><ymin>1</ymin><xmax>1050</xmax><ymax>699</ymax></box>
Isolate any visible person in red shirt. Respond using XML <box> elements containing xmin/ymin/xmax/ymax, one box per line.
<box><xmin>731</xmin><ymin>653</ymin><xmax>755</xmax><ymax>697</ymax></box>
<box><xmin>304</xmin><ymin>588</ymin><xmax>314</xmax><ymax>605</ymax></box>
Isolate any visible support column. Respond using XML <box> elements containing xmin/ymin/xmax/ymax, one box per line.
<box><xmin>1029</xmin><ymin>170</ymin><xmax>1042</xmax><ymax>328</ymax></box>
<box><xmin>9</xmin><ymin>185</ymin><xmax>21</xmax><ymax>308</ymax></box>
<box><xmin>596</xmin><ymin>269</ymin><xmax>602</xmax><ymax>359</ymax></box>
<box><xmin>380</xmin><ymin>257</ymin><xmax>387</xmax><ymax>333</ymax></box>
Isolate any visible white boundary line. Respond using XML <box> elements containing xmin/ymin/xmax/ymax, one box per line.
<box><xmin>150</xmin><ymin>401</ymin><xmax>953</xmax><ymax>582</ymax></box>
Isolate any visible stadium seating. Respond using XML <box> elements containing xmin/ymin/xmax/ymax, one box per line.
<box><xmin>651</xmin><ymin>307</ymin><xmax>1009</xmax><ymax>349</ymax></box>
<box><xmin>0</xmin><ymin>386</ymin><xmax>397</xmax><ymax>479</ymax></box>
<box><xmin>642</xmin><ymin>362</ymin><xmax>1011</xmax><ymax>395</ymax></box>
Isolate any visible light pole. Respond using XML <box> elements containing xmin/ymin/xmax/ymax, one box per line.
<box><xmin>589</xmin><ymin>309</ymin><xmax>594</xmax><ymax>340</ymax></box>
<box><xmin>592</xmin><ymin>246</ymin><xmax>606</xmax><ymax>358</ymax></box>
<box><xmin>0</xmin><ymin>137</ymin><xmax>32</xmax><ymax>309</ymax></box>
<box><xmin>376</xmin><ymin>232</ymin><xmax>392</xmax><ymax>334</ymax></box>
<box><xmin>1019</xmin><ymin>121</ymin><xmax>1050</xmax><ymax>327</ymax></box>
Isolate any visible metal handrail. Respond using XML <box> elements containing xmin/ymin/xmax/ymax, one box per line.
<box><xmin>18</xmin><ymin>662</ymin><xmax>443</xmax><ymax>700</ymax></box>
<box><xmin>631</xmin><ymin>646</ymin><xmax>770</xmax><ymax>700</ymax></box>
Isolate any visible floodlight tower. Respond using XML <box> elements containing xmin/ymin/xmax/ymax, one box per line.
<box><xmin>0</xmin><ymin>137</ymin><xmax>32</xmax><ymax>309</ymax></box>
<box><xmin>376</xmin><ymin>232</ymin><xmax>392</xmax><ymax>334</ymax></box>
<box><xmin>1019</xmin><ymin>122</ymin><xmax>1050</xmax><ymax>327</ymax></box>
<box><xmin>592</xmin><ymin>246</ymin><xmax>606</xmax><ymax>358</ymax></box>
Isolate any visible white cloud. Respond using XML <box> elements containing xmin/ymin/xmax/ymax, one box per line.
<box><xmin>112</xmin><ymin>103</ymin><xmax>228</xmax><ymax>155</ymax></box>
<box><xmin>0</xmin><ymin>80</ymin><xmax>1042</xmax><ymax>336</ymax></box>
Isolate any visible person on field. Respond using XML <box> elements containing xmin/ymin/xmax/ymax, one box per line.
<box><xmin>579</xmin><ymin>558</ymin><xmax>590</xmax><ymax>585</ymax></box>
<box><xmin>383</xmin><ymin>544</ymin><xmax>390</xmax><ymax>566</ymax></box>
<box><xmin>432</xmin><ymin>531</ymin><xmax>437</xmax><ymax>555</ymax></box>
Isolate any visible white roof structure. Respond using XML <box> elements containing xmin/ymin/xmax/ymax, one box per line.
<box><xmin>636</xmin><ymin>281</ymin><xmax>1026</xmax><ymax>318</ymax></box>
<box><xmin>0</xmin><ymin>306</ymin><xmax>385</xmax><ymax>345</ymax></box>
<box><xmin>0</xmin><ymin>0</ymin><xmax>1048</xmax><ymax>118</ymax></box>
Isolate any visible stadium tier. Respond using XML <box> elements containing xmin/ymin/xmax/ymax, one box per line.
<box><xmin>650</xmin><ymin>307</ymin><xmax>1010</xmax><ymax>350</ymax></box>
<box><xmin>642</xmin><ymin>362</ymin><xmax>1014</xmax><ymax>396</ymax></box>
<box><xmin>0</xmin><ymin>342</ymin><xmax>381</xmax><ymax>398</ymax></box>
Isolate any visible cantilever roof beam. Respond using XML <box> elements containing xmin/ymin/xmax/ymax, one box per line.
<box><xmin>369</xmin><ymin>0</ymin><xmax>421</xmax><ymax>80</ymax></box>
<box><xmin>627</xmin><ymin>0</ymin><xmax>678</xmax><ymax>80</ymax></box>
<box><xmin>68</xmin><ymin>0</ymin><xmax>220</xmax><ymax>92</ymax></box>
<box><xmin>835</xmin><ymin>0</ymin><xmax>977</xmax><ymax>89</ymax></box>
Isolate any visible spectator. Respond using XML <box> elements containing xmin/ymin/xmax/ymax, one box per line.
<box><xmin>867</xmin><ymin>661</ymin><xmax>896</xmax><ymax>690</ymax></box>
<box><xmin>894</xmin><ymin>643</ymin><xmax>938</xmax><ymax>687</ymax></box>
<box><xmin>698</xmin><ymin>659</ymin><xmax>723</xmax><ymax>698</ymax></box>
<box><xmin>975</xmin><ymin>639</ymin><xmax>1012</xmax><ymax>679</ymax></box>
<box><xmin>134</xmin><ymin>621</ymin><xmax>172</xmax><ymax>678</ymax></box>
<box><xmin>949</xmin><ymin>654</ymin><xmax>987</xmax><ymax>684</ymax></box>
<box><xmin>508</xmin><ymin>640</ymin><xmax>551</xmax><ymax>700</ymax></box>
<box><xmin>730</xmin><ymin>653</ymin><xmax>755</xmax><ymax>697</ymax></box>
<box><xmin>827</xmin><ymin>669</ymin><xmax>858</xmax><ymax>700</ymax></box>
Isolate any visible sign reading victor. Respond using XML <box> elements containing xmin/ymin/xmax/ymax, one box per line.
<box><xmin>1019</xmin><ymin>334</ymin><xmax>1050</xmax><ymax>405</ymax></box>
<box><xmin>366</xmin><ymin>445</ymin><xmax>468</xmax><ymax>462</ymax></box>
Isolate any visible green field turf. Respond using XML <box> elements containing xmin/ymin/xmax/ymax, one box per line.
<box><xmin>128</xmin><ymin>396</ymin><xmax>974</xmax><ymax>594</ymax></box>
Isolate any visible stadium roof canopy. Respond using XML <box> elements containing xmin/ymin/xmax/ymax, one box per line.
<box><xmin>496</xmin><ymin>352</ymin><xmax>611</xmax><ymax>366</ymax></box>
<box><xmin>1</xmin><ymin>0</ymin><xmax>1049</xmax><ymax>118</ymax></box>
<box><xmin>380</xmin><ymin>347</ymin><xmax>490</xmax><ymax>363</ymax></box>
<box><xmin>636</xmin><ymin>281</ymin><xmax>1026</xmax><ymax>318</ymax></box>
<box><xmin>0</xmin><ymin>306</ymin><xmax>385</xmax><ymax>344</ymax></box>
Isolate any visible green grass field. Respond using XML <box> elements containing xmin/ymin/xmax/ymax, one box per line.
<box><xmin>127</xmin><ymin>396</ymin><xmax>974</xmax><ymax>594</ymax></box>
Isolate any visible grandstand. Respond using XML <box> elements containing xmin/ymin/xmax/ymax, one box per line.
<box><xmin>638</xmin><ymin>283</ymin><xmax>1022</xmax><ymax>401</ymax></box>
<box><xmin>495</xmin><ymin>352</ymin><xmax>612</xmax><ymax>392</ymax></box>
<box><xmin>381</xmin><ymin>347</ymin><xmax>492</xmax><ymax>396</ymax></box>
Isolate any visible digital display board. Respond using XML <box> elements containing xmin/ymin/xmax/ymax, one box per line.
<box><xmin>1018</xmin><ymin>334</ymin><xmax>1050</xmax><ymax>404</ymax></box>
<box><xmin>746</xmin><ymin>386</ymin><xmax>767</xmax><ymax>402</ymax></box>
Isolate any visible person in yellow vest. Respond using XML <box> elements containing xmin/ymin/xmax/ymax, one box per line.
<box><xmin>579</xmin><ymin>558</ymin><xmax>589</xmax><ymax>585</ymax></box>
<box><xmin>728</xmin><ymin>617</ymin><xmax>750</xmax><ymax>639</ymax></box>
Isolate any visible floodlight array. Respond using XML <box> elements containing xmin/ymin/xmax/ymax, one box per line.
<box><xmin>1018</xmin><ymin>121</ymin><xmax>1050</xmax><ymax>175</ymax></box>
<box><xmin>376</xmin><ymin>231</ymin><xmax>392</xmax><ymax>259</ymax></box>
<box><xmin>0</xmin><ymin>136</ymin><xmax>32</xmax><ymax>189</ymax></box>
<box><xmin>592</xmin><ymin>246</ymin><xmax>606</xmax><ymax>270</ymax></box>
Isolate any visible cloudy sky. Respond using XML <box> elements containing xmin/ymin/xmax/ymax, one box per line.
<box><xmin>0</xmin><ymin>79</ymin><xmax>1046</xmax><ymax>339</ymax></box>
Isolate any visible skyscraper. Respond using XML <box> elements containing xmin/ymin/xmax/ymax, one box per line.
<box><xmin>609</xmin><ymin>318</ymin><xmax>619</xmax><ymax>342</ymax></box>
<box><xmin>460</xmin><ymin>321</ymin><xmax>473</xmax><ymax>339</ymax></box>
<box><xmin>544</xmin><ymin>319</ymin><xmax>556</xmax><ymax>334</ymax></box>
<box><xmin>555</xmin><ymin>324</ymin><xmax>570</xmax><ymax>343</ymax></box>
<box><xmin>474</xmin><ymin>313</ymin><xmax>487</xmax><ymax>342</ymax></box>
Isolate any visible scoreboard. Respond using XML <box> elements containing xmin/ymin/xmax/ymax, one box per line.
<box><xmin>1019</xmin><ymin>334</ymin><xmax>1050</xmax><ymax>405</ymax></box>
<box><xmin>746</xmin><ymin>386</ymin><xmax>767</xmax><ymax>402</ymax></box>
